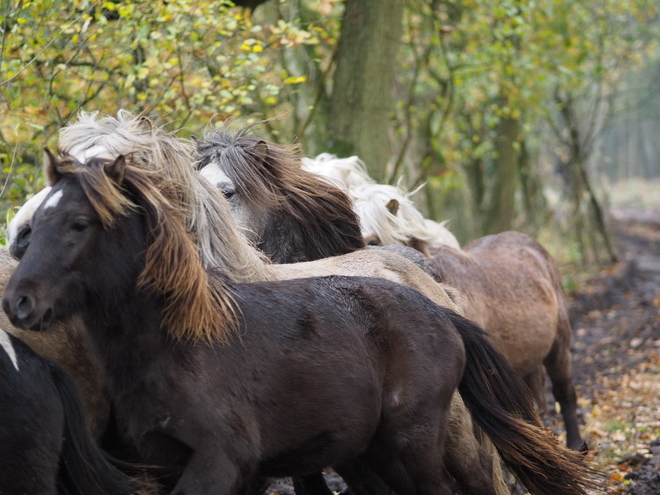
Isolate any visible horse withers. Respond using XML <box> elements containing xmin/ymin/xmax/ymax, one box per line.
<box><xmin>3</xmin><ymin>151</ymin><xmax>597</xmax><ymax>495</ymax></box>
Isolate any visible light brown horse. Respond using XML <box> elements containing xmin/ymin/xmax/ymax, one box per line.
<box><xmin>354</xmin><ymin>183</ymin><xmax>584</xmax><ymax>450</ymax></box>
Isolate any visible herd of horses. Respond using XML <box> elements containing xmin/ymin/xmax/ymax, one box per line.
<box><xmin>0</xmin><ymin>111</ymin><xmax>601</xmax><ymax>494</ymax></box>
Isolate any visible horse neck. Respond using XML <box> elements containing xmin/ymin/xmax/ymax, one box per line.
<box><xmin>255</xmin><ymin>191</ymin><xmax>364</xmax><ymax>264</ymax></box>
<box><xmin>83</xmin><ymin>287</ymin><xmax>166</xmax><ymax>380</ymax></box>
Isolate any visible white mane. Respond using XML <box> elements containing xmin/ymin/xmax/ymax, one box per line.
<box><xmin>301</xmin><ymin>154</ymin><xmax>461</xmax><ymax>252</ymax></box>
<box><xmin>352</xmin><ymin>183</ymin><xmax>461</xmax><ymax>251</ymax></box>
<box><xmin>301</xmin><ymin>153</ymin><xmax>373</xmax><ymax>191</ymax></box>
<box><xmin>10</xmin><ymin>111</ymin><xmax>271</xmax><ymax>282</ymax></box>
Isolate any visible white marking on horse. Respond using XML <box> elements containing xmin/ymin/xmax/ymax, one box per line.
<box><xmin>6</xmin><ymin>187</ymin><xmax>52</xmax><ymax>246</ymax></box>
<box><xmin>0</xmin><ymin>329</ymin><xmax>19</xmax><ymax>371</ymax></box>
<box><xmin>69</xmin><ymin>144</ymin><xmax>113</xmax><ymax>163</ymax></box>
<box><xmin>199</xmin><ymin>162</ymin><xmax>235</xmax><ymax>195</ymax></box>
<box><xmin>43</xmin><ymin>190</ymin><xmax>64</xmax><ymax>210</ymax></box>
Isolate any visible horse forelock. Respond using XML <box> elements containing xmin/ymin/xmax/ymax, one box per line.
<box><xmin>197</xmin><ymin>127</ymin><xmax>364</xmax><ymax>257</ymax></box>
<box><xmin>196</xmin><ymin>126</ymin><xmax>291</xmax><ymax>210</ymax></box>
<box><xmin>53</xmin><ymin>155</ymin><xmax>239</xmax><ymax>344</ymax></box>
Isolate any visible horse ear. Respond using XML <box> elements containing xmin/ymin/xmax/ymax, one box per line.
<box><xmin>252</xmin><ymin>140</ymin><xmax>269</xmax><ymax>162</ymax></box>
<box><xmin>104</xmin><ymin>155</ymin><xmax>126</xmax><ymax>185</ymax></box>
<box><xmin>137</xmin><ymin>117</ymin><xmax>153</xmax><ymax>133</ymax></box>
<box><xmin>386</xmin><ymin>199</ymin><xmax>399</xmax><ymax>215</ymax></box>
<box><xmin>43</xmin><ymin>148</ymin><xmax>62</xmax><ymax>186</ymax></box>
<box><xmin>191</xmin><ymin>135</ymin><xmax>201</xmax><ymax>145</ymax></box>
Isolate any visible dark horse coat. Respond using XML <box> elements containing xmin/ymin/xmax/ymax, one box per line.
<box><xmin>0</xmin><ymin>329</ymin><xmax>145</xmax><ymax>495</ymax></box>
<box><xmin>3</xmin><ymin>154</ymin><xmax>596</xmax><ymax>495</ymax></box>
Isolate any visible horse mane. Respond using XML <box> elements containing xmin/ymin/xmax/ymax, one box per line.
<box><xmin>352</xmin><ymin>183</ymin><xmax>461</xmax><ymax>251</ymax></box>
<box><xmin>195</xmin><ymin>126</ymin><xmax>365</xmax><ymax>260</ymax></box>
<box><xmin>53</xmin><ymin>154</ymin><xmax>237</xmax><ymax>343</ymax></box>
<box><xmin>59</xmin><ymin>111</ymin><xmax>270</xmax><ymax>282</ymax></box>
<box><xmin>300</xmin><ymin>153</ymin><xmax>374</xmax><ymax>191</ymax></box>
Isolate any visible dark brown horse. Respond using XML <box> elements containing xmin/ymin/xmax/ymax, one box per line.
<box><xmin>3</xmin><ymin>152</ymin><xmax>596</xmax><ymax>495</ymax></box>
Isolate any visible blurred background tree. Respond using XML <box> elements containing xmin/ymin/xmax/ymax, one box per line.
<box><xmin>1</xmin><ymin>0</ymin><xmax>658</xmax><ymax>268</ymax></box>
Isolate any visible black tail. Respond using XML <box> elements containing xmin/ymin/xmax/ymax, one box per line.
<box><xmin>49</xmin><ymin>364</ymin><xmax>147</xmax><ymax>495</ymax></box>
<box><xmin>446</xmin><ymin>310</ymin><xmax>601</xmax><ymax>495</ymax></box>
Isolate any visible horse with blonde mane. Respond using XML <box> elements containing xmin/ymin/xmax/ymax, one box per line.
<box><xmin>300</xmin><ymin>153</ymin><xmax>373</xmax><ymax>191</ymax></box>
<box><xmin>5</xmin><ymin>110</ymin><xmax>254</xmax><ymax>441</ymax></box>
<box><xmin>339</xmin><ymin>175</ymin><xmax>585</xmax><ymax>451</ymax></box>
<box><xmin>351</xmin><ymin>183</ymin><xmax>461</xmax><ymax>252</ymax></box>
<box><xmin>4</xmin><ymin>150</ymin><xmax>597</xmax><ymax>495</ymax></box>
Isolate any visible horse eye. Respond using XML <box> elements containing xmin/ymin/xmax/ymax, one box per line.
<box><xmin>71</xmin><ymin>221</ymin><xmax>89</xmax><ymax>232</ymax></box>
<box><xmin>223</xmin><ymin>190</ymin><xmax>235</xmax><ymax>200</ymax></box>
<box><xmin>367</xmin><ymin>240</ymin><xmax>380</xmax><ymax>246</ymax></box>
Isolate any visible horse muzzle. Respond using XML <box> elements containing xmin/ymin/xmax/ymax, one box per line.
<box><xmin>2</xmin><ymin>290</ymin><xmax>55</xmax><ymax>331</ymax></box>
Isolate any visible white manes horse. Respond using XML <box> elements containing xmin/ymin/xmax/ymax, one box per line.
<box><xmin>351</xmin><ymin>183</ymin><xmax>461</xmax><ymax>253</ymax></box>
<box><xmin>300</xmin><ymin>153</ymin><xmax>373</xmax><ymax>191</ymax></box>
<box><xmin>301</xmin><ymin>153</ymin><xmax>461</xmax><ymax>253</ymax></box>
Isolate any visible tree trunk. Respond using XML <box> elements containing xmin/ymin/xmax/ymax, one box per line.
<box><xmin>484</xmin><ymin>115</ymin><xmax>519</xmax><ymax>235</ymax></box>
<box><xmin>326</xmin><ymin>0</ymin><xmax>403</xmax><ymax>182</ymax></box>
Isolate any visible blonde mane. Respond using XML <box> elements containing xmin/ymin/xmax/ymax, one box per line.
<box><xmin>59</xmin><ymin>111</ymin><xmax>270</xmax><ymax>283</ymax></box>
<box><xmin>300</xmin><ymin>153</ymin><xmax>374</xmax><ymax>191</ymax></box>
<box><xmin>53</xmin><ymin>154</ymin><xmax>239</xmax><ymax>343</ymax></box>
<box><xmin>352</xmin><ymin>183</ymin><xmax>461</xmax><ymax>251</ymax></box>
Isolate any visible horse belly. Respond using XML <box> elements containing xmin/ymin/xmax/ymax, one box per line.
<box><xmin>484</xmin><ymin>307</ymin><xmax>558</xmax><ymax>376</ymax></box>
<box><xmin>254</xmin><ymin>359</ymin><xmax>383</xmax><ymax>476</ymax></box>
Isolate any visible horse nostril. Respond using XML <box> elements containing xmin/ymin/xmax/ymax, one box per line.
<box><xmin>42</xmin><ymin>307</ymin><xmax>54</xmax><ymax>328</ymax></box>
<box><xmin>16</xmin><ymin>294</ymin><xmax>35</xmax><ymax>321</ymax></box>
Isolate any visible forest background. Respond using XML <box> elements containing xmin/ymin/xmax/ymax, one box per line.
<box><xmin>1</xmin><ymin>0</ymin><xmax>659</xmax><ymax>279</ymax></box>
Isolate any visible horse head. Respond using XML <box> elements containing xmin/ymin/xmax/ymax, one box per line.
<box><xmin>3</xmin><ymin>149</ymin><xmax>236</xmax><ymax>343</ymax></box>
<box><xmin>193</xmin><ymin>128</ymin><xmax>272</xmax><ymax>242</ymax></box>
<box><xmin>3</xmin><ymin>151</ymin><xmax>134</xmax><ymax>331</ymax></box>
<box><xmin>194</xmin><ymin>126</ymin><xmax>364</xmax><ymax>263</ymax></box>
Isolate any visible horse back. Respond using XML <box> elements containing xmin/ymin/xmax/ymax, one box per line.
<box><xmin>432</xmin><ymin>231</ymin><xmax>566</xmax><ymax>374</ymax></box>
<box><xmin>192</xmin><ymin>275</ymin><xmax>466</xmax><ymax>476</ymax></box>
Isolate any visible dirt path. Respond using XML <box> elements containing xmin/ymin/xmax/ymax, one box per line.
<box><xmin>564</xmin><ymin>209</ymin><xmax>660</xmax><ymax>494</ymax></box>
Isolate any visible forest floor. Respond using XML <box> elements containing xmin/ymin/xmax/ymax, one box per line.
<box><xmin>266</xmin><ymin>200</ymin><xmax>660</xmax><ymax>495</ymax></box>
<box><xmin>560</xmin><ymin>207</ymin><xmax>660</xmax><ymax>494</ymax></box>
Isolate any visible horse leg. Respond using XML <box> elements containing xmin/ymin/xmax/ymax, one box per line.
<box><xmin>544</xmin><ymin>338</ymin><xmax>584</xmax><ymax>451</ymax></box>
<box><xmin>444</xmin><ymin>394</ymin><xmax>506</xmax><ymax>495</ymax></box>
<box><xmin>292</xmin><ymin>474</ymin><xmax>334</xmax><ymax>495</ymax></box>
<box><xmin>334</xmin><ymin>458</ymin><xmax>393</xmax><ymax>495</ymax></box>
<box><xmin>523</xmin><ymin>365</ymin><xmax>549</xmax><ymax>420</ymax></box>
<box><xmin>172</xmin><ymin>449</ymin><xmax>253</xmax><ymax>495</ymax></box>
<box><xmin>361</xmin><ymin>417</ymin><xmax>452</xmax><ymax>495</ymax></box>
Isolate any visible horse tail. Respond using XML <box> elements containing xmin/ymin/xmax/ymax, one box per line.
<box><xmin>49</xmin><ymin>364</ymin><xmax>150</xmax><ymax>495</ymax></box>
<box><xmin>447</xmin><ymin>310</ymin><xmax>600</xmax><ymax>495</ymax></box>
